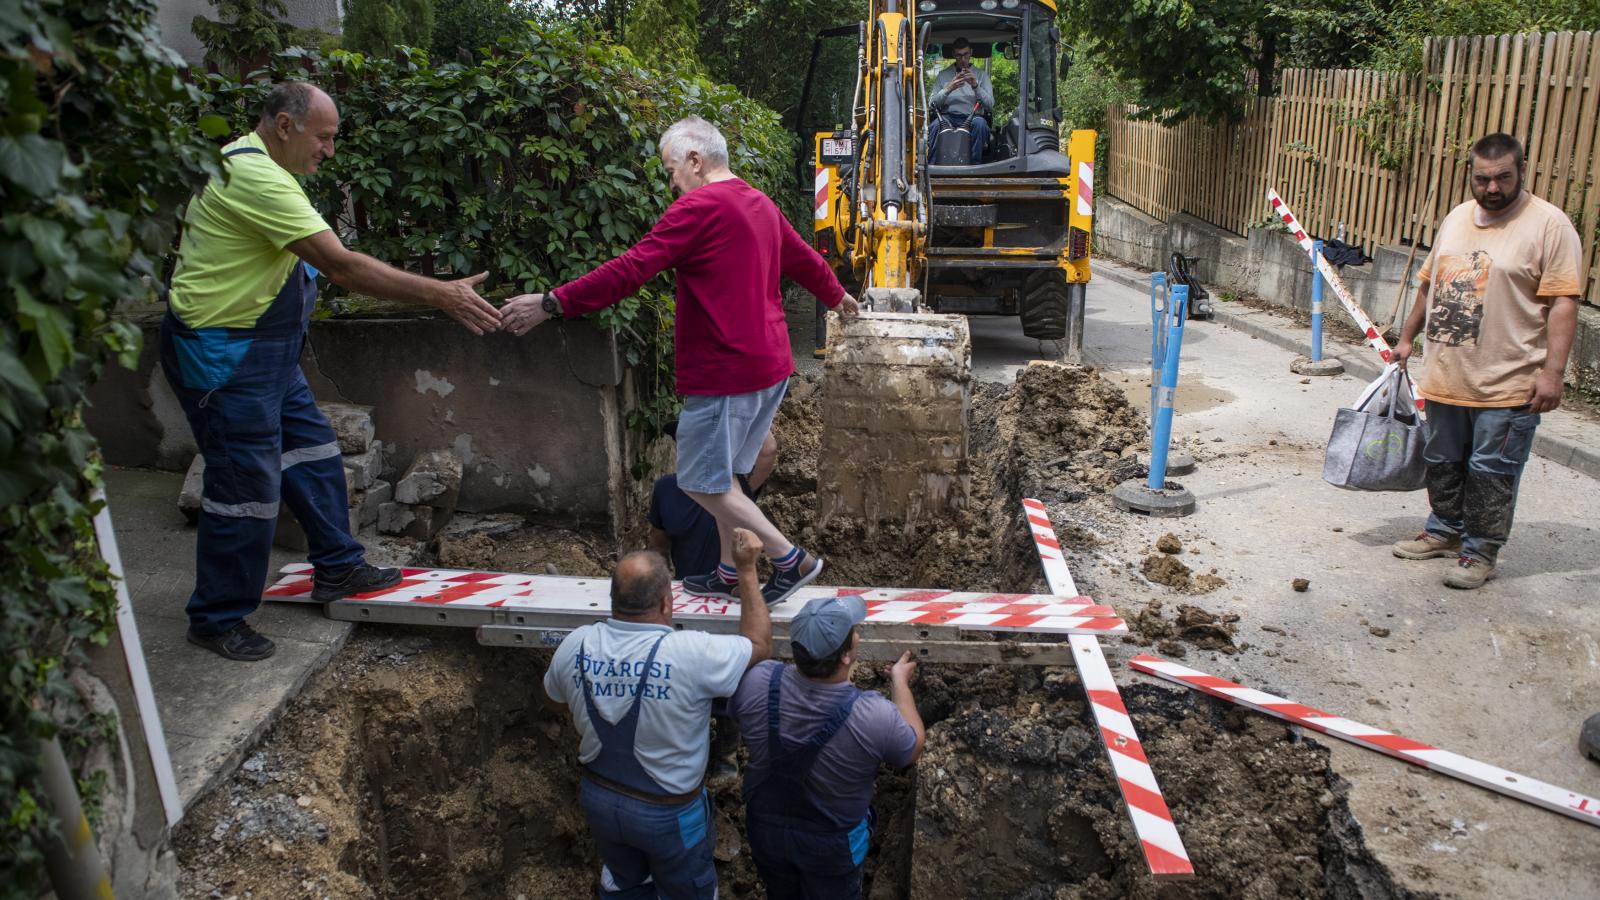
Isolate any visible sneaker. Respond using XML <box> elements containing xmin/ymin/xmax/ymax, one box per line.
<box><xmin>762</xmin><ymin>556</ymin><xmax>824</xmax><ymax>607</ymax></box>
<box><xmin>1392</xmin><ymin>532</ymin><xmax>1461</xmax><ymax>560</ymax></box>
<box><xmin>312</xmin><ymin>563</ymin><xmax>402</xmax><ymax>602</ymax></box>
<box><xmin>187</xmin><ymin>621</ymin><xmax>275</xmax><ymax>662</ymax></box>
<box><xmin>681</xmin><ymin>571</ymin><xmax>740</xmax><ymax>602</ymax></box>
<box><xmin>1444</xmin><ymin>556</ymin><xmax>1496</xmax><ymax>590</ymax></box>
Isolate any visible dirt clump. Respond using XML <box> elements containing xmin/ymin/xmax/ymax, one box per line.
<box><xmin>910</xmin><ymin>666</ymin><xmax>1417</xmax><ymax>899</ymax></box>
<box><xmin>1143</xmin><ymin>553</ymin><xmax>1193</xmax><ymax>588</ymax></box>
<box><xmin>436</xmin><ymin>532</ymin><xmax>498</xmax><ymax>569</ymax></box>
<box><xmin>1156</xmin><ymin>533</ymin><xmax>1183</xmax><ymax>554</ymax></box>
<box><xmin>1129</xmin><ymin>600</ymin><xmax>1240</xmax><ymax>653</ymax></box>
<box><xmin>1293</xmin><ymin>577</ymin><xmax>1312</xmax><ymax>592</ymax></box>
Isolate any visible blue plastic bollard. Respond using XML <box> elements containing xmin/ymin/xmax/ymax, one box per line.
<box><xmin>1149</xmin><ymin>273</ymin><xmax>1168</xmax><ymax>427</ymax></box>
<box><xmin>1311</xmin><ymin>240</ymin><xmax>1325</xmax><ymax>363</ymax></box>
<box><xmin>1147</xmin><ymin>285</ymin><xmax>1189</xmax><ymax>490</ymax></box>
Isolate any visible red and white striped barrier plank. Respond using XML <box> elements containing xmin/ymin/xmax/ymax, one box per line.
<box><xmin>1267</xmin><ymin>189</ymin><xmax>1425</xmax><ymax>413</ymax></box>
<box><xmin>1130</xmin><ymin>655</ymin><xmax>1600</xmax><ymax>829</ymax></box>
<box><xmin>1022</xmin><ymin>499</ymin><xmax>1194</xmax><ymax>879</ymax></box>
<box><xmin>264</xmin><ymin>564</ymin><xmax>1128</xmax><ymax>635</ymax></box>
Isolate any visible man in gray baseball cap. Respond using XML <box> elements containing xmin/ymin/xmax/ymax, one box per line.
<box><xmin>730</xmin><ymin>596</ymin><xmax>925</xmax><ymax>899</ymax></box>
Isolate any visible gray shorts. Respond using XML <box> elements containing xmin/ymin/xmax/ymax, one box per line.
<box><xmin>675</xmin><ymin>379</ymin><xmax>788</xmax><ymax>494</ymax></box>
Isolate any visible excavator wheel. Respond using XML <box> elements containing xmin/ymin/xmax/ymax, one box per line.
<box><xmin>1021</xmin><ymin>268</ymin><xmax>1069</xmax><ymax>340</ymax></box>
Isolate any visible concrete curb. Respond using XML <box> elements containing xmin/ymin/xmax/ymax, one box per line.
<box><xmin>1094</xmin><ymin>262</ymin><xmax>1600</xmax><ymax>481</ymax></box>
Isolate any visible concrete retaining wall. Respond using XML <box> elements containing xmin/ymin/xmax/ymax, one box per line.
<box><xmin>86</xmin><ymin>308</ymin><xmax>627</xmax><ymax>523</ymax></box>
<box><xmin>1094</xmin><ymin>195</ymin><xmax>1600</xmax><ymax>393</ymax></box>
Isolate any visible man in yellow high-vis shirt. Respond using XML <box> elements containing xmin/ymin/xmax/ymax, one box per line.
<box><xmin>164</xmin><ymin>81</ymin><xmax>501</xmax><ymax>660</ymax></box>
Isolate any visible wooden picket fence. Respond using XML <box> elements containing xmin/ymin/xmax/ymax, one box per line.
<box><xmin>1104</xmin><ymin>31</ymin><xmax>1600</xmax><ymax>306</ymax></box>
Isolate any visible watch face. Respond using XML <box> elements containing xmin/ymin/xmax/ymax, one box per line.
<box><xmin>542</xmin><ymin>295</ymin><xmax>557</xmax><ymax>314</ymax></box>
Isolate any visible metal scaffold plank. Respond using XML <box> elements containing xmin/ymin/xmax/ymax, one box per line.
<box><xmin>1021</xmin><ymin>498</ymin><xmax>1196</xmax><ymax>880</ymax></box>
<box><xmin>263</xmin><ymin>565</ymin><xmax>1128</xmax><ymax>662</ymax></box>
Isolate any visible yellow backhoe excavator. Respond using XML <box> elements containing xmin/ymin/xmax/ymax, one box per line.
<box><xmin>802</xmin><ymin>0</ymin><xmax>1095</xmax><ymax>528</ymax></box>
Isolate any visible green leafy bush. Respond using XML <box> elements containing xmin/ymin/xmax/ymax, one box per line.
<box><xmin>202</xmin><ymin>26</ymin><xmax>794</xmax><ymax>441</ymax></box>
<box><xmin>0</xmin><ymin>0</ymin><xmax>222</xmax><ymax>893</ymax></box>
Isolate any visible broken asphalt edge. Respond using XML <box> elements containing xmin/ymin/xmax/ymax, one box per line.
<box><xmin>1094</xmin><ymin>262</ymin><xmax>1600</xmax><ymax>482</ymax></box>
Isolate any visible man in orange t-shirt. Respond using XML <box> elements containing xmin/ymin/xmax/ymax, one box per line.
<box><xmin>1391</xmin><ymin>133</ymin><xmax>1582</xmax><ymax>589</ymax></box>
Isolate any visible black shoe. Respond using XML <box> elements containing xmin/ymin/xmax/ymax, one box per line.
<box><xmin>312</xmin><ymin>563</ymin><xmax>402</xmax><ymax>602</ymax></box>
<box><xmin>188</xmin><ymin>622</ymin><xmax>276</xmax><ymax>662</ymax></box>
<box><xmin>761</xmin><ymin>555</ymin><xmax>824</xmax><ymax>607</ymax></box>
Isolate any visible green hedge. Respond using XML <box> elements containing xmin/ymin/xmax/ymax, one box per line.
<box><xmin>203</xmin><ymin>32</ymin><xmax>796</xmax><ymax>443</ymax></box>
<box><xmin>0</xmin><ymin>0</ymin><xmax>224</xmax><ymax>894</ymax></box>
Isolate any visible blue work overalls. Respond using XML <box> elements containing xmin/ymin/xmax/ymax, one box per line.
<box><xmin>743</xmin><ymin>668</ymin><xmax>873</xmax><ymax>900</ymax></box>
<box><xmin>576</xmin><ymin>634</ymin><xmax>718</xmax><ymax>899</ymax></box>
<box><xmin>159</xmin><ymin>146</ymin><xmax>363</xmax><ymax>636</ymax></box>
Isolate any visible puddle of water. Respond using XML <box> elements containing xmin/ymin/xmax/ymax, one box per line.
<box><xmin>1109</xmin><ymin>372</ymin><xmax>1236</xmax><ymax>414</ymax></box>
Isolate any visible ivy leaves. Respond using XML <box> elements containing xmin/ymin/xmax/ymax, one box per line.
<box><xmin>2</xmin><ymin>0</ymin><xmax>221</xmax><ymax>893</ymax></box>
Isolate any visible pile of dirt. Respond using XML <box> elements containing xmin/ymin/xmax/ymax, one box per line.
<box><xmin>907</xmin><ymin>666</ymin><xmax>1417</xmax><ymax>900</ymax></box>
<box><xmin>761</xmin><ymin>363</ymin><xmax>1147</xmax><ymax>592</ymax></box>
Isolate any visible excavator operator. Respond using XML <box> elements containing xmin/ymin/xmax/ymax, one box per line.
<box><xmin>927</xmin><ymin>37</ymin><xmax>994</xmax><ymax>165</ymax></box>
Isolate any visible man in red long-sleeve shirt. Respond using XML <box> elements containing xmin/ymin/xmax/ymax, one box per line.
<box><xmin>504</xmin><ymin>116</ymin><xmax>859</xmax><ymax>606</ymax></box>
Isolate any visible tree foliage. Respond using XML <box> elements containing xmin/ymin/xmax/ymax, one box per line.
<box><xmin>0</xmin><ymin>0</ymin><xmax>223</xmax><ymax>893</ymax></box>
<box><xmin>430</xmin><ymin>0</ymin><xmax>537</xmax><ymax>61</ymax></box>
<box><xmin>191</xmin><ymin>0</ymin><xmax>295</xmax><ymax>73</ymax></box>
<box><xmin>341</xmin><ymin>0</ymin><xmax>437</xmax><ymax>57</ymax></box>
<box><xmin>625</xmin><ymin>0</ymin><xmax>703</xmax><ymax>71</ymax></box>
<box><xmin>1060</xmin><ymin>0</ymin><xmax>1269</xmax><ymax>124</ymax></box>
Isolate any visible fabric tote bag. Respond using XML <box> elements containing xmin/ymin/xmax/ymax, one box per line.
<box><xmin>1322</xmin><ymin>364</ymin><xmax>1426</xmax><ymax>492</ymax></box>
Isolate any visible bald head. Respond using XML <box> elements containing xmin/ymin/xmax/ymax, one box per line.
<box><xmin>257</xmin><ymin>81</ymin><xmax>339</xmax><ymax>175</ymax></box>
<box><xmin>611</xmin><ymin>551</ymin><xmax>672</xmax><ymax>617</ymax></box>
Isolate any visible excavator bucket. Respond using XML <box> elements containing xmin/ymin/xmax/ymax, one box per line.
<box><xmin>817</xmin><ymin>310</ymin><xmax>971</xmax><ymax>530</ymax></box>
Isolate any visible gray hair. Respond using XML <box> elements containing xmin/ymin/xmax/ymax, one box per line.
<box><xmin>660</xmin><ymin>117</ymin><xmax>729</xmax><ymax>167</ymax></box>
<box><xmin>261</xmin><ymin>81</ymin><xmax>319</xmax><ymax>127</ymax></box>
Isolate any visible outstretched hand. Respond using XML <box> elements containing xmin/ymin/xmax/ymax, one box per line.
<box><xmin>502</xmin><ymin>293</ymin><xmax>552</xmax><ymax>336</ymax></box>
<box><xmin>436</xmin><ymin>272</ymin><xmax>501</xmax><ymax>335</ymax></box>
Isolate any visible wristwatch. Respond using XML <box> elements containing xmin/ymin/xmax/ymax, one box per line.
<box><xmin>542</xmin><ymin>292</ymin><xmax>563</xmax><ymax>318</ymax></box>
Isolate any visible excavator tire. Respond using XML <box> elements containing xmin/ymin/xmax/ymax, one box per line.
<box><xmin>1021</xmin><ymin>268</ymin><xmax>1069</xmax><ymax>340</ymax></box>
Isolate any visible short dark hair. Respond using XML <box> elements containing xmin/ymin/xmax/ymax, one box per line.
<box><xmin>793</xmin><ymin>626</ymin><xmax>855</xmax><ymax>678</ymax></box>
<box><xmin>261</xmin><ymin>81</ymin><xmax>317</xmax><ymax>126</ymax></box>
<box><xmin>611</xmin><ymin>551</ymin><xmax>670</xmax><ymax>614</ymax></box>
<box><xmin>952</xmin><ymin>37</ymin><xmax>971</xmax><ymax>51</ymax></box>
<box><xmin>1469</xmin><ymin>133</ymin><xmax>1524</xmax><ymax>168</ymax></box>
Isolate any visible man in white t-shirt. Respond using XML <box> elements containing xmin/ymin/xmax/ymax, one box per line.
<box><xmin>543</xmin><ymin>530</ymin><xmax>772</xmax><ymax>898</ymax></box>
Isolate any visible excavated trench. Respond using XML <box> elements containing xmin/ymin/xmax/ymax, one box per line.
<box><xmin>173</xmin><ymin>366</ymin><xmax>1418</xmax><ymax>899</ymax></box>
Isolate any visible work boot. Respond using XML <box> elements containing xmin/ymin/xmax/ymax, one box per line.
<box><xmin>187</xmin><ymin>621</ymin><xmax>276</xmax><ymax>662</ymax></box>
<box><xmin>1392</xmin><ymin>532</ymin><xmax>1461</xmax><ymax>560</ymax></box>
<box><xmin>762</xmin><ymin>556</ymin><xmax>824</xmax><ymax>607</ymax></box>
<box><xmin>1443</xmin><ymin>556</ymin><xmax>1496</xmax><ymax>590</ymax></box>
<box><xmin>681</xmin><ymin>571</ymin><xmax>740</xmax><ymax>602</ymax></box>
<box><xmin>312</xmin><ymin>563</ymin><xmax>402</xmax><ymax>602</ymax></box>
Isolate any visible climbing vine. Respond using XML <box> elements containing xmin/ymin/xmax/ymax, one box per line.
<box><xmin>0</xmin><ymin>0</ymin><xmax>223</xmax><ymax>894</ymax></box>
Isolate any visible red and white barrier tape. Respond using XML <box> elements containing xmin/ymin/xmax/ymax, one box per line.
<box><xmin>1022</xmin><ymin>499</ymin><xmax>1195</xmax><ymax>878</ymax></box>
<box><xmin>1267</xmin><ymin>189</ymin><xmax>1426</xmax><ymax>413</ymax></box>
<box><xmin>1130</xmin><ymin>655</ymin><xmax>1600</xmax><ymax>828</ymax></box>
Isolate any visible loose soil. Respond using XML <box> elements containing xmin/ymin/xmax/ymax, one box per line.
<box><xmin>173</xmin><ymin>362</ymin><xmax>1414</xmax><ymax>898</ymax></box>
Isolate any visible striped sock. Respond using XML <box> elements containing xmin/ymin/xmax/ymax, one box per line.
<box><xmin>773</xmin><ymin>546</ymin><xmax>805</xmax><ymax>572</ymax></box>
<box><xmin>716</xmin><ymin>563</ymin><xmax>739</xmax><ymax>585</ymax></box>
